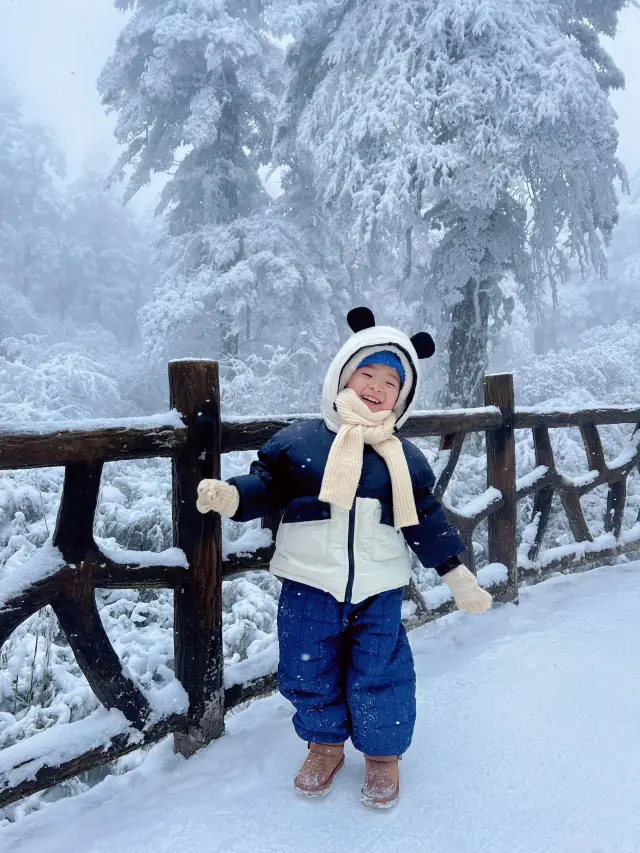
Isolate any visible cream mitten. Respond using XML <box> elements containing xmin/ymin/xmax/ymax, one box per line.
<box><xmin>442</xmin><ymin>565</ymin><xmax>493</xmax><ymax>614</ymax></box>
<box><xmin>196</xmin><ymin>479</ymin><xmax>240</xmax><ymax>517</ymax></box>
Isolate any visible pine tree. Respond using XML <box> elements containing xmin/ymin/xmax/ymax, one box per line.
<box><xmin>554</xmin><ymin>1</ymin><xmax>628</xmax><ymax>92</ymax></box>
<box><xmin>62</xmin><ymin>170</ymin><xmax>154</xmax><ymax>342</ymax></box>
<box><xmin>101</xmin><ymin>0</ymin><xmax>344</xmax><ymax>411</ymax></box>
<box><xmin>275</xmin><ymin>0</ymin><xmax>626</xmax><ymax>406</ymax></box>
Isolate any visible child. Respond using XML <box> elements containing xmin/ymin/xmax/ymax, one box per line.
<box><xmin>197</xmin><ymin>307</ymin><xmax>492</xmax><ymax>809</ymax></box>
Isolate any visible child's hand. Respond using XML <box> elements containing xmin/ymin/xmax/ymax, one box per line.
<box><xmin>196</xmin><ymin>479</ymin><xmax>240</xmax><ymax>517</ymax></box>
<box><xmin>442</xmin><ymin>564</ymin><xmax>493</xmax><ymax>614</ymax></box>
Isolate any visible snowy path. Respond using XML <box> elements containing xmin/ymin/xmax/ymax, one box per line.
<box><xmin>4</xmin><ymin>564</ymin><xmax>640</xmax><ymax>853</ymax></box>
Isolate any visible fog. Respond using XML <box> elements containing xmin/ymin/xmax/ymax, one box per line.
<box><xmin>1</xmin><ymin>2</ymin><xmax>638</xmax><ymax>181</ymax></box>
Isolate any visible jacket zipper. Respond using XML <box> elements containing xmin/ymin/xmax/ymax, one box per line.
<box><xmin>344</xmin><ymin>503</ymin><xmax>356</xmax><ymax>603</ymax></box>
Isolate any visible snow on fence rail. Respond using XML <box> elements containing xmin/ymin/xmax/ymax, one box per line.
<box><xmin>1</xmin><ymin>364</ymin><xmax>639</xmax><ymax>809</ymax></box>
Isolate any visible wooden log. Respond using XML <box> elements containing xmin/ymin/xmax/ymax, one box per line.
<box><xmin>403</xmin><ymin>597</ymin><xmax>458</xmax><ymax>628</ymax></box>
<box><xmin>170</xmin><ymin>360</ymin><xmax>224</xmax><ymax>758</ymax></box>
<box><xmin>53</xmin><ymin>577</ymin><xmax>152</xmax><ymax>727</ymax></box>
<box><xmin>51</xmin><ymin>462</ymin><xmax>152</xmax><ymax>726</ymax></box>
<box><xmin>222</xmin><ymin>547</ymin><xmax>276</xmax><ymax>577</ymax></box>
<box><xmin>400</xmin><ymin>409</ymin><xmax>501</xmax><ymax>439</ymax></box>
<box><xmin>605</xmin><ymin>480</ymin><xmax>626</xmax><ymax>537</ymax></box>
<box><xmin>456</xmin><ymin>529</ymin><xmax>476</xmax><ymax>574</ymax></box>
<box><xmin>579</xmin><ymin>423</ymin><xmax>607</xmax><ymax>474</ymax></box>
<box><xmin>516</xmin><ymin>470</ymin><xmax>556</xmax><ymax>500</ymax></box>
<box><xmin>434</xmin><ymin>432</ymin><xmax>466</xmax><ymax>499</ymax></box>
<box><xmin>484</xmin><ymin>374</ymin><xmax>517</xmax><ymax>602</ymax></box>
<box><xmin>0</xmin><ymin>714</ymin><xmax>184</xmax><ymax>809</ymax></box>
<box><xmin>533</xmin><ymin>425</ymin><xmax>555</xmax><ymax>469</ymax></box>
<box><xmin>527</xmin><ymin>486</ymin><xmax>554</xmax><ymax>562</ymax></box>
<box><xmin>221</xmin><ymin>409</ymin><xmax>502</xmax><ymax>453</ymax></box>
<box><xmin>403</xmin><ymin>576</ymin><xmax>429</xmax><ymax>620</ymax></box>
<box><xmin>565</xmin><ymin>460</ymin><xmax>637</xmax><ymax>497</ymax></box>
<box><xmin>52</xmin><ymin>461</ymin><xmax>103</xmax><ymax>561</ymax></box>
<box><xmin>514</xmin><ymin>406</ymin><xmax>640</xmax><ymax>429</ymax></box>
<box><xmin>89</xmin><ymin>550</ymin><xmax>187</xmax><ymax>589</ymax></box>
<box><xmin>0</xmin><ymin>425</ymin><xmax>186</xmax><ymax>471</ymax></box>
<box><xmin>225</xmin><ymin>674</ymin><xmax>279</xmax><ymax>711</ymax></box>
<box><xmin>0</xmin><ymin>577</ymin><xmax>58</xmax><ymax>650</ymax></box>
<box><xmin>519</xmin><ymin>536</ymin><xmax>640</xmax><ymax>582</ymax></box>
<box><xmin>559</xmin><ymin>491</ymin><xmax>593</xmax><ymax>543</ymax></box>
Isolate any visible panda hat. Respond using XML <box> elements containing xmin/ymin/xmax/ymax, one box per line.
<box><xmin>322</xmin><ymin>307</ymin><xmax>435</xmax><ymax>433</ymax></box>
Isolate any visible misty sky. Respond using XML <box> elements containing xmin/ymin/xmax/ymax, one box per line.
<box><xmin>1</xmin><ymin>0</ymin><xmax>639</xmax><ymax>197</ymax></box>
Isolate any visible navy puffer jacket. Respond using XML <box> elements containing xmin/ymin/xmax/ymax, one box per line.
<box><xmin>229</xmin><ymin>419</ymin><xmax>464</xmax><ymax>604</ymax></box>
<box><xmin>228</xmin><ymin>319</ymin><xmax>465</xmax><ymax>603</ymax></box>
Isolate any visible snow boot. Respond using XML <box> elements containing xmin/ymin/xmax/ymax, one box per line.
<box><xmin>294</xmin><ymin>742</ymin><xmax>345</xmax><ymax>797</ymax></box>
<box><xmin>361</xmin><ymin>755</ymin><xmax>401</xmax><ymax>809</ymax></box>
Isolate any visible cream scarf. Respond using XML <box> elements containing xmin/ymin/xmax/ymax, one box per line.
<box><xmin>319</xmin><ymin>388</ymin><xmax>419</xmax><ymax>529</ymax></box>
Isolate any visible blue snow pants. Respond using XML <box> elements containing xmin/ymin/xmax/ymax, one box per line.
<box><xmin>277</xmin><ymin>579</ymin><xmax>416</xmax><ymax>756</ymax></box>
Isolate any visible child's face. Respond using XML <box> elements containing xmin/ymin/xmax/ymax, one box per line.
<box><xmin>346</xmin><ymin>363</ymin><xmax>402</xmax><ymax>413</ymax></box>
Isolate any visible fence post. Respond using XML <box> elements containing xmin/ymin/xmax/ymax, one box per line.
<box><xmin>484</xmin><ymin>373</ymin><xmax>518</xmax><ymax>603</ymax></box>
<box><xmin>169</xmin><ymin>360</ymin><xmax>224</xmax><ymax>757</ymax></box>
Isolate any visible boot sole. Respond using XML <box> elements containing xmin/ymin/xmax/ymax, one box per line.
<box><xmin>295</xmin><ymin>757</ymin><xmax>345</xmax><ymax>798</ymax></box>
<box><xmin>361</xmin><ymin>785</ymin><xmax>399</xmax><ymax>809</ymax></box>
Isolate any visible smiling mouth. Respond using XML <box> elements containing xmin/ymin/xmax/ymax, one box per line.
<box><xmin>361</xmin><ymin>394</ymin><xmax>381</xmax><ymax>404</ymax></box>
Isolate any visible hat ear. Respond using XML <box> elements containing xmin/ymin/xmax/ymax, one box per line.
<box><xmin>347</xmin><ymin>306</ymin><xmax>376</xmax><ymax>333</ymax></box>
<box><xmin>410</xmin><ymin>332</ymin><xmax>435</xmax><ymax>359</ymax></box>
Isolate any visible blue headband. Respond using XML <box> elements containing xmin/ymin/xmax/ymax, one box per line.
<box><xmin>357</xmin><ymin>351</ymin><xmax>405</xmax><ymax>385</ymax></box>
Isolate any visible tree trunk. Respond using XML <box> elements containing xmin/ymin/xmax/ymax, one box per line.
<box><xmin>402</xmin><ymin>226</ymin><xmax>413</xmax><ymax>292</ymax></box>
<box><xmin>219</xmin><ymin>311</ymin><xmax>239</xmax><ymax>359</ymax></box>
<box><xmin>445</xmin><ymin>277</ymin><xmax>493</xmax><ymax>408</ymax></box>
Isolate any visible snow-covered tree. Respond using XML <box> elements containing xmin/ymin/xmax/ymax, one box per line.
<box><xmin>532</xmin><ymin>171</ymin><xmax>640</xmax><ymax>351</ymax></box>
<box><xmin>275</xmin><ymin>0</ymin><xmax>626</xmax><ymax>405</ymax></box>
<box><xmin>99</xmin><ymin>0</ymin><xmax>283</xmax><ymax>356</ymax></box>
<box><xmin>61</xmin><ymin>170</ymin><xmax>154</xmax><ymax>341</ymax></box>
<box><xmin>100</xmin><ymin>1</ymin><xmax>345</xmax><ymax>411</ymax></box>
<box><xmin>554</xmin><ymin>1</ymin><xmax>628</xmax><ymax>92</ymax></box>
<box><xmin>138</xmin><ymin>211</ymin><xmax>342</xmax><ymax>413</ymax></box>
<box><xmin>99</xmin><ymin>0</ymin><xmax>278</xmax><ymax>235</ymax></box>
<box><xmin>0</xmin><ymin>75</ymin><xmax>66</xmax><ymax>306</ymax></box>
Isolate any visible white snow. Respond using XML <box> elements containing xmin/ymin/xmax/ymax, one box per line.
<box><xmin>411</xmin><ymin>405</ymin><xmax>501</xmax><ymax>419</ymax></box>
<box><xmin>563</xmin><ymin>469</ymin><xmax>600</xmax><ymax>488</ymax></box>
<box><xmin>222</xmin><ymin>526</ymin><xmax>273</xmax><ymax>559</ymax></box>
<box><xmin>516</xmin><ymin>465</ymin><xmax>549</xmax><ymax>491</ymax></box>
<box><xmin>520</xmin><ymin>523</ymin><xmax>640</xmax><ymax>571</ymax></box>
<box><xmin>476</xmin><ymin>562</ymin><xmax>509</xmax><ymax>587</ymax></box>
<box><xmin>98</xmin><ymin>543</ymin><xmax>189</xmax><ymax>569</ymax></box>
<box><xmin>0</xmin><ymin>541</ymin><xmax>189</xmax><ymax>612</ymax></box>
<box><xmin>448</xmin><ymin>486</ymin><xmax>503</xmax><ymax>519</ymax></box>
<box><xmin>609</xmin><ymin>428</ymin><xmax>640</xmax><ymax>468</ymax></box>
<box><xmin>430</xmin><ymin>447</ymin><xmax>451</xmax><ymax>480</ymax></box>
<box><xmin>3</xmin><ymin>563</ymin><xmax>640</xmax><ymax>851</ymax></box>
<box><xmin>401</xmin><ymin>600</ymin><xmax>417</xmax><ymax>619</ymax></box>
<box><xmin>144</xmin><ymin>681</ymin><xmax>188</xmax><ymax>721</ymax></box>
<box><xmin>224</xmin><ymin>412</ymin><xmax>320</xmax><ymax>424</ymax></box>
<box><xmin>0</xmin><ymin>683</ymin><xmax>189</xmax><ymax>791</ymax></box>
<box><xmin>225</xmin><ymin>641</ymin><xmax>279</xmax><ymax>689</ymax></box>
<box><xmin>0</xmin><ymin>411</ymin><xmax>185</xmax><ymax>436</ymax></box>
<box><xmin>515</xmin><ymin>403</ymin><xmax>640</xmax><ymax>417</ymax></box>
<box><xmin>0</xmin><ymin>541</ymin><xmax>65</xmax><ymax>611</ymax></box>
<box><xmin>423</xmin><ymin>583</ymin><xmax>453</xmax><ymax>609</ymax></box>
<box><xmin>0</xmin><ymin>708</ymin><xmax>136</xmax><ymax>789</ymax></box>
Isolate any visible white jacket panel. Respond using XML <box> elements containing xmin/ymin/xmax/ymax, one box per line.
<box><xmin>269</xmin><ymin>497</ymin><xmax>411</xmax><ymax>604</ymax></box>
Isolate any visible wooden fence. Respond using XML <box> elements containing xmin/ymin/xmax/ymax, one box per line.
<box><xmin>1</xmin><ymin>361</ymin><xmax>639</xmax><ymax>809</ymax></box>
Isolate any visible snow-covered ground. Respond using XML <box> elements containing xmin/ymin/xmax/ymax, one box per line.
<box><xmin>2</xmin><ymin>563</ymin><xmax>639</xmax><ymax>853</ymax></box>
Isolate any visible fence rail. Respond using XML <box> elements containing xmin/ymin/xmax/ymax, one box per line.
<box><xmin>1</xmin><ymin>362</ymin><xmax>639</xmax><ymax>809</ymax></box>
